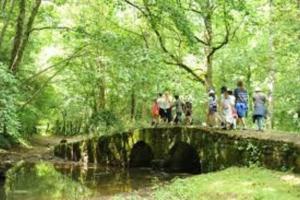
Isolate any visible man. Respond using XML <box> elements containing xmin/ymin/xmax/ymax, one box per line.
<box><xmin>174</xmin><ymin>95</ymin><xmax>184</xmax><ymax>125</ymax></box>
<box><xmin>234</xmin><ymin>80</ymin><xmax>248</xmax><ymax>130</ymax></box>
<box><xmin>253</xmin><ymin>87</ymin><xmax>267</xmax><ymax>131</ymax></box>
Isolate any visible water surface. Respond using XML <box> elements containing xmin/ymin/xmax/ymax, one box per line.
<box><xmin>0</xmin><ymin>162</ymin><xmax>188</xmax><ymax>200</ymax></box>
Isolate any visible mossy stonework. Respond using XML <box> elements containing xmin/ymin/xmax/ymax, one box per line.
<box><xmin>53</xmin><ymin>127</ymin><xmax>300</xmax><ymax>173</ymax></box>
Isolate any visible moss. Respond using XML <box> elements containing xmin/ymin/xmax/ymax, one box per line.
<box><xmin>54</xmin><ymin>127</ymin><xmax>300</xmax><ymax>174</ymax></box>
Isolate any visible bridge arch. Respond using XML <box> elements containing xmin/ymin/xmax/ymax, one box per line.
<box><xmin>166</xmin><ymin>141</ymin><xmax>201</xmax><ymax>174</ymax></box>
<box><xmin>129</xmin><ymin>141</ymin><xmax>154</xmax><ymax>168</ymax></box>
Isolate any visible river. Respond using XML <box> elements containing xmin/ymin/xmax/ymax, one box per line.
<box><xmin>0</xmin><ymin>162</ymin><xmax>190</xmax><ymax>200</ymax></box>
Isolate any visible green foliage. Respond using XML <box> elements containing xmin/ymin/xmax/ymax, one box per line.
<box><xmin>0</xmin><ymin>0</ymin><xmax>300</xmax><ymax>144</ymax></box>
<box><xmin>0</xmin><ymin>63</ymin><xmax>20</xmax><ymax>137</ymax></box>
<box><xmin>90</xmin><ymin>109</ymin><xmax>121</xmax><ymax>133</ymax></box>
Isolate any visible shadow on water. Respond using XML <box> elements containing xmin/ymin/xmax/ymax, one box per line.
<box><xmin>129</xmin><ymin>141</ymin><xmax>201</xmax><ymax>174</ymax></box>
<box><xmin>0</xmin><ymin>161</ymin><xmax>191</xmax><ymax>200</ymax></box>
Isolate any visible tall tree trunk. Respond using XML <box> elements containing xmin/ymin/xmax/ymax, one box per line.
<box><xmin>96</xmin><ymin>58</ymin><xmax>106</xmax><ymax>111</ymax></box>
<box><xmin>130</xmin><ymin>88</ymin><xmax>136</xmax><ymax>121</ymax></box>
<box><xmin>246</xmin><ymin>64</ymin><xmax>253</xmax><ymax>111</ymax></box>
<box><xmin>1</xmin><ymin>0</ymin><xmax>8</xmax><ymax>11</ymax></box>
<box><xmin>98</xmin><ymin>81</ymin><xmax>106</xmax><ymax>110</ymax></box>
<box><xmin>267</xmin><ymin>0</ymin><xmax>276</xmax><ymax>129</ymax></box>
<box><xmin>205</xmin><ymin>54</ymin><xmax>213</xmax><ymax>89</ymax></box>
<box><xmin>10</xmin><ymin>0</ymin><xmax>41</xmax><ymax>74</ymax></box>
<box><xmin>10</xmin><ymin>0</ymin><xmax>25</xmax><ymax>73</ymax></box>
<box><xmin>203</xmin><ymin>2</ymin><xmax>214</xmax><ymax>89</ymax></box>
<box><xmin>0</xmin><ymin>0</ymin><xmax>15</xmax><ymax>49</ymax></box>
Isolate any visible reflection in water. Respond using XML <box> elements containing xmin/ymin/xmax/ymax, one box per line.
<box><xmin>0</xmin><ymin>162</ymin><xmax>187</xmax><ymax>200</ymax></box>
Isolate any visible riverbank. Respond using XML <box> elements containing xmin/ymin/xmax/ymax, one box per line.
<box><xmin>0</xmin><ymin>134</ymin><xmax>89</xmax><ymax>180</ymax></box>
<box><xmin>115</xmin><ymin>167</ymin><xmax>300</xmax><ymax>200</ymax></box>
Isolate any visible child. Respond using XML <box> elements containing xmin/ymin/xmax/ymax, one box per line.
<box><xmin>221</xmin><ymin>90</ymin><xmax>234</xmax><ymax>129</ymax></box>
<box><xmin>228</xmin><ymin>89</ymin><xmax>237</xmax><ymax>129</ymax></box>
<box><xmin>207</xmin><ymin>90</ymin><xmax>217</xmax><ymax>127</ymax></box>
<box><xmin>151</xmin><ymin>98</ymin><xmax>160</xmax><ymax>126</ymax></box>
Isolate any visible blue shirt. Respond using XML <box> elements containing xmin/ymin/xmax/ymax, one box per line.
<box><xmin>234</xmin><ymin>88</ymin><xmax>248</xmax><ymax>104</ymax></box>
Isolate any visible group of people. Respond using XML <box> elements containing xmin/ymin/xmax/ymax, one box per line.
<box><xmin>207</xmin><ymin>80</ymin><xmax>268</xmax><ymax>131</ymax></box>
<box><xmin>150</xmin><ymin>81</ymin><xmax>268</xmax><ymax>131</ymax></box>
<box><xmin>151</xmin><ymin>92</ymin><xmax>193</xmax><ymax>125</ymax></box>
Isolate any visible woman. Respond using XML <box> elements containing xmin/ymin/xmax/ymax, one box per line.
<box><xmin>234</xmin><ymin>80</ymin><xmax>248</xmax><ymax>130</ymax></box>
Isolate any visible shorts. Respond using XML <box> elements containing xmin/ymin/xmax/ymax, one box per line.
<box><xmin>159</xmin><ymin>108</ymin><xmax>167</xmax><ymax>119</ymax></box>
<box><xmin>185</xmin><ymin>110</ymin><xmax>192</xmax><ymax>117</ymax></box>
<box><xmin>236</xmin><ymin>102</ymin><xmax>247</xmax><ymax>118</ymax></box>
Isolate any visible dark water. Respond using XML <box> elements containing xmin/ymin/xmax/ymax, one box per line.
<box><xmin>0</xmin><ymin>162</ymin><xmax>188</xmax><ymax>200</ymax></box>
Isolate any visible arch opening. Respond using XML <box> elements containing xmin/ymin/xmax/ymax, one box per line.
<box><xmin>166</xmin><ymin>142</ymin><xmax>201</xmax><ymax>174</ymax></box>
<box><xmin>129</xmin><ymin>141</ymin><xmax>154</xmax><ymax>168</ymax></box>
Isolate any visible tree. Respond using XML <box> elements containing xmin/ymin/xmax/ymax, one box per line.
<box><xmin>122</xmin><ymin>0</ymin><xmax>246</xmax><ymax>88</ymax></box>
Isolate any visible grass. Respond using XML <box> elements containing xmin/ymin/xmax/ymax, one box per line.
<box><xmin>114</xmin><ymin>167</ymin><xmax>300</xmax><ymax>200</ymax></box>
<box><xmin>151</xmin><ymin>167</ymin><xmax>300</xmax><ymax>200</ymax></box>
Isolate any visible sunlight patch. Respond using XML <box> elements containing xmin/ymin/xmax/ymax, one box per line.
<box><xmin>281</xmin><ymin>175</ymin><xmax>300</xmax><ymax>185</ymax></box>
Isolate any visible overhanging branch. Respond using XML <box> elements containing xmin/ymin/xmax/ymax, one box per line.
<box><xmin>123</xmin><ymin>0</ymin><xmax>206</xmax><ymax>85</ymax></box>
<box><xmin>29</xmin><ymin>26</ymin><xmax>71</xmax><ymax>33</ymax></box>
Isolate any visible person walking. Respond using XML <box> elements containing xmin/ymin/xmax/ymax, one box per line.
<box><xmin>228</xmin><ymin>89</ymin><xmax>237</xmax><ymax>129</ymax></box>
<box><xmin>157</xmin><ymin>93</ymin><xmax>167</xmax><ymax>122</ymax></box>
<box><xmin>164</xmin><ymin>91</ymin><xmax>173</xmax><ymax>123</ymax></box>
<box><xmin>173</xmin><ymin>95</ymin><xmax>184</xmax><ymax>125</ymax></box>
<box><xmin>151</xmin><ymin>98</ymin><xmax>160</xmax><ymax>126</ymax></box>
<box><xmin>221</xmin><ymin>89</ymin><xmax>234</xmax><ymax>129</ymax></box>
<box><xmin>184</xmin><ymin>98</ymin><xmax>193</xmax><ymax>125</ymax></box>
<box><xmin>253</xmin><ymin>87</ymin><xmax>267</xmax><ymax>131</ymax></box>
<box><xmin>207</xmin><ymin>89</ymin><xmax>218</xmax><ymax>127</ymax></box>
<box><xmin>234</xmin><ymin>80</ymin><xmax>248</xmax><ymax>130</ymax></box>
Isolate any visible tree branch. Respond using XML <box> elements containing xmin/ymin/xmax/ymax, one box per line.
<box><xmin>23</xmin><ymin>44</ymin><xmax>89</xmax><ymax>84</ymax></box>
<box><xmin>29</xmin><ymin>26</ymin><xmax>71</xmax><ymax>33</ymax></box>
<box><xmin>19</xmin><ymin>64</ymin><xmax>68</xmax><ymax>111</ymax></box>
<box><xmin>123</xmin><ymin>0</ymin><xmax>206</xmax><ymax>85</ymax></box>
<box><xmin>164</xmin><ymin>61</ymin><xmax>206</xmax><ymax>84</ymax></box>
<box><xmin>123</xmin><ymin>0</ymin><xmax>147</xmax><ymax>16</ymax></box>
<box><xmin>194</xmin><ymin>35</ymin><xmax>208</xmax><ymax>45</ymax></box>
<box><xmin>207</xmin><ymin>2</ymin><xmax>231</xmax><ymax>58</ymax></box>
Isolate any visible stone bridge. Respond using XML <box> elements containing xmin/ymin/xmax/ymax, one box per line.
<box><xmin>54</xmin><ymin>127</ymin><xmax>300</xmax><ymax>173</ymax></box>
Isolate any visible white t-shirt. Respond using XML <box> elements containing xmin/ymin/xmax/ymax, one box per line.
<box><xmin>157</xmin><ymin>95</ymin><xmax>172</xmax><ymax>109</ymax></box>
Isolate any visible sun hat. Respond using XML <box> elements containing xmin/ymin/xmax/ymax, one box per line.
<box><xmin>208</xmin><ymin>89</ymin><xmax>215</xmax><ymax>94</ymax></box>
<box><xmin>254</xmin><ymin>87</ymin><xmax>262</xmax><ymax>92</ymax></box>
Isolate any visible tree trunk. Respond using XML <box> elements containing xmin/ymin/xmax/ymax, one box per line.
<box><xmin>9</xmin><ymin>0</ymin><xmax>25</xmax><ymax>73</ymax></box>
<box><xmin>203</xmin><ymin>2</ymin><xmax>214</xmax><ymax>89</ymax></box>
<box><xmin>205</xmin><ymin>54</ymin><xmax>213</xmax><ymax>89</ymax></box>
<box><xmin>246</xmin><ymin>64</ymin><xmax>253</xmax><ymax>111</ymax></box>
<box><xmin>10</xmin><ymin>0</ymin><xmax>41</xmax><ymax>74</ymax></box>
<box><xmin>130</xmin><ymin>88</ymin><xmax>136</xmax><ymax>121</ymax></box>
<box><xmin>0</xmin><ymin>0</ymin><xmax>15</xmax><ymax>49</ymax></box>
<box><xmin>1</xmin><ymin>0</ymin><xmax>8</xmax><ymax>11</ymax></box>
<box><xmin>98</xmin><ymin>81</ymin><xmax>106</xmax><ymax>110</ymax></box>
<box><xmin>267</xmin><ymin>0</ymin><xmax>276</xmax><ymax>129</ymax></box>
<box><xmin>96</xmin><ymin>59</ymin><xmax>106</xmax><ymax>111</ymax></box>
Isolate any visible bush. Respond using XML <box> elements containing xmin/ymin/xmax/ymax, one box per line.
<box><xmin>0</xmin><ymin>63</ymin><xmax>20</xmax><ymax>140</ymax></box>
